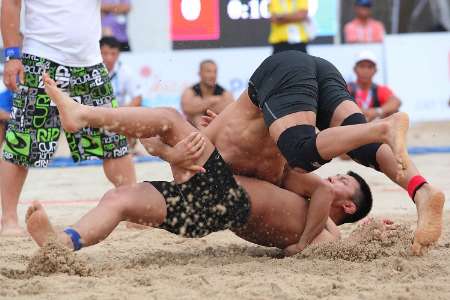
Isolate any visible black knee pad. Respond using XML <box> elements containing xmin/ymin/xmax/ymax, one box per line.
<box><xmin>341</xmin><ymin>113</ymin><xmax>382</xmax><ymax>170</ymax></box>
<box><xmin>277</xmin><ymin>125</ymin><xmax>331</xmax><ymax>172</ymax></box>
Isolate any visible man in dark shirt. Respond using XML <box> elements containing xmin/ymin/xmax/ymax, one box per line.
<box><xmin>181</xmin><ymin>60</ymin><xmax>234</xmax><ymax>128</ymax></box>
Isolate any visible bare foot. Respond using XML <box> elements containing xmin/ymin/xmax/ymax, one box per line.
<box><xmin>43</xmin><ymin>73</ymin><xmax>87</xmax><ymax>133</ymax></box>
<box><xmin>383</xmin><ymin>112</ymin><xmax>410</xmax><ymax>180</ymax></box>
<box><xmin>25</xmin><ymin>201</ymin><xmax>57</xmax><ymax>247</ymax></box>
<box><xmin>0</xmin><ymin>223</ymin><xmax>27</xmax><ymax>237</ymax></box>
<box><xmin>412</xmin><ymin>184</ymin><xmax>445</xmax><ymax>256</ymax></box>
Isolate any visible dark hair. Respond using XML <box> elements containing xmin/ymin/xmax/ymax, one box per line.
<box><xmin>341</xmin><ymin>171</ymin><xmax>373</xmax><ymax>224</ymax></box>
<box><xmin>100</xmin><ymin>36</ymin><xmax>121</xmax><ymax>50</ymax></box>
<box><xmin>199</xmin><ymin>59</ymin><xmax>216</xmax><ymax>69</ymax></box>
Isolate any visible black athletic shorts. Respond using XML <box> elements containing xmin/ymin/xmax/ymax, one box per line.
<box><xmin>146</xmin><ymin>149</ymin><xmax>251</xmax><ymax>238</ymax></box>
<box><xmin>248</xmin><ymin>50</ymin><xmax>353</xmax><ymax>130</ymax></box>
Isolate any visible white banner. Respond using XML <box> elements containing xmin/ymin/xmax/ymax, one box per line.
<box><xmin>114</xmin><ymin>33</ymin><xmax>450</xmax><ymax>123</ymax></box>
<box><xmin>384</xmin><ymin>33</ymin><xmax>450</xmax><ymax>122</ymax></box>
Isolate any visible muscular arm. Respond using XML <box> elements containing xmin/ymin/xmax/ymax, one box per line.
<box><xmin>282</xmin><ymin>169</ymin><xmax>335</xmax><ymax>252</ymax></box>
<box><xmin>101</xmin><ymin>2</ymin><xmax>131</xmax><ymax>14</ymax></box>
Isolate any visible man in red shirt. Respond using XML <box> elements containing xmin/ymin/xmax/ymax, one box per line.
<box><xmin>348</xmin><ymin>51</ymin><xmax>401</xmax><ymax>121</ymax></box>
<box><xmin>344</xmin><ymin>0</ymin><xmax>385</xmax><ymax>44</ymax></box>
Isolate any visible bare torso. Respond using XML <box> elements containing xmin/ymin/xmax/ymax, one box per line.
<box><xmin>204</xmin><ymin>91</ymin><xmax>286</xmax><ymax>185</ymax></box>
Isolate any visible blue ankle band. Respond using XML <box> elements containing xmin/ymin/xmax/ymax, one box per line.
<box><xmin>63</xmin><ymin>227</ymin><xmax>83</xmax><ymax>251</ymax></box>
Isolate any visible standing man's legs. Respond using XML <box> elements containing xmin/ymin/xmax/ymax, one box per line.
<box><xmin>0</xmin><ymin>161</ymin><xmax>28</xmax><ymax>235</ymax></box>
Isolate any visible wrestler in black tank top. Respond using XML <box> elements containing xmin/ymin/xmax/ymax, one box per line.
<box><xmin>191</xmin><ymin>83</ymin><xmax>225</xmax><ymax>98</ymax></box>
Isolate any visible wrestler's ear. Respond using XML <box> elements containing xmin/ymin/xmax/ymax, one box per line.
<box><xmin>342</xmin><ymin>200</ymin><xmax>357</xmax><ymax>215</ymax></box>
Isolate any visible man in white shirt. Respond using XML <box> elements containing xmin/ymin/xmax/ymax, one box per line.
<box><xmin>100</xmin><ymin>36</ymin><xmax>142</xmax><ymax>107</ymax></box>
<box><xmin>0</xmin><ymin>0</ymin><xmax>136</xmax><ymax>236</ymax></box>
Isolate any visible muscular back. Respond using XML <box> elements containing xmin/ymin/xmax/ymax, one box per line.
<box><xmin>204</xmin><ymin>91</ymin><xmax>286</xmax><ymax>185</ymax></box>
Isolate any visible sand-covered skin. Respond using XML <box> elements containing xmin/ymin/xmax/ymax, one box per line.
<box><xmin>1</xmin><ymin>121</ymin><xmax>450</xmax><ymax>299</ymax></box>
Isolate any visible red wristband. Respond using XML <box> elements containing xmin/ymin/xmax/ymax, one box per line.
<box><xmin>407</xmin><ymin>175</ymin><xmax>427</xmax><ymax>200</ymax></box>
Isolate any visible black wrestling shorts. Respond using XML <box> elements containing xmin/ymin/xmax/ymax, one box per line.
<box><xmin>146</xmin><ymin>149</ymin><xmax>251</xmax><ymax>238</ymax></box>
<box><xmin>248</xmin><ymin>50</ymin><xmax>353</xmax><ymax>130</ymax></box>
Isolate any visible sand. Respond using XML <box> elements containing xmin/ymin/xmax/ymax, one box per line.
<box><xmin>1</xmin><ymin>121</ymin><xmax>450</xmax><ymax>299</ymax></box>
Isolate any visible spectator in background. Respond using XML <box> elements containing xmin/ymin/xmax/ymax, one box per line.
<box><xmin>344</xmin><ymin>0</ymin><xmax>385</xmax><ymax>44</ymax></box>
<box><xmin>268</xmin><ymin>0</ymin><xmax>312</xmax><ymax>54</ymax></box>
<box><xmin>101</xmin><ymin>0</ymin><xmax>131</xmax><ymax>51</ymax></box>
<box><xmin>348</xmin><ymin>51</ymin><xmax>401</xmax><ymax>121</ymax></box>
<box><xmin>181</xmin><ymin>60</ymin><xmax>234</xmax><ymax>128</ymax></box>
<box><xmin>100</xmin><ymin>36</ymin><xmax>142</xmax><ymax>107</ymax></box>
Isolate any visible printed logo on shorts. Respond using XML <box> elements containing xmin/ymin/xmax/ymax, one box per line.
<box><xmin>4</xmin><ymin>131</ymin><xmax>31</xmax><ymax>156</ymax></box>
<box><xmin>81</xmin><ymin>135</ymin><xmax>104</xmax><ymax>157</ymax></box>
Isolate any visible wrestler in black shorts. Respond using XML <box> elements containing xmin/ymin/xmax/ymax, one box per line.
<box><xmin>146</xmin><ymin>149</ymin><xmax>251</xmax><ymax>238</ymax></box>
<box><xmin>248</xmin><ymin>50</ymin><xmax>352</xmax><ymax>130</ymax></box>
<box><xmin>248</xmin><ymin>50</ymin><xmax>382</xmax><ymax>171</ymax></box>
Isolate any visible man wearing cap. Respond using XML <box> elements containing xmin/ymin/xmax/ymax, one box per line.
<box><xmin>344</xmin><ymin>0</ymin><xmax>385</xmax><ymax>44</ymax></box>
<box><xmin>348</xmin><ymin>51</ymin><xmax>401</xmax><ymax>121</ymax></box>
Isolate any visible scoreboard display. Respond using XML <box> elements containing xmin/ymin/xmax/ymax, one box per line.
<box><xmin>171</xmin><ymin>0</ymin><xmax>337</xmax><ymax>49</ymax></box>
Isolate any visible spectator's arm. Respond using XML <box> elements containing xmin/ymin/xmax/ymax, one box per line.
<box><xmin>1</xmin><ymin>0</ymin><xmax>22</xmax><ymax>48</ymax></box>
<box><xmin>380</xmin><ymin>95</ymin><xmax>401</xmax><ymax>117</ymax></box>
<box><xmin>101</xmin><ymin>2</ymin><xmax>131</xmax><ymax>14</ymax></box>
<box><xmin>272</xmin><ymin>10</ymin><xmax>308</xmax><ymax>24</ymax></box>
<box><xmin>344</xmin><ymin>22</ymin><xmax>356</xmax><ymax>43</ymax></box>
<box><xmin>181</xmin><ymin>89</ymin><xmax>218</xmax><ymax>118</ymax></box>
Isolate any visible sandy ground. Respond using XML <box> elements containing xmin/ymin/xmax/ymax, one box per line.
<box><xmin>1</xmin><ymin>122</ymin><xmax>450</xmax><ymax>299</ymax></box>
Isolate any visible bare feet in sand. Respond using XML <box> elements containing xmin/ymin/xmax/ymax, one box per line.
<box><xmin>25</xmin><ymin>201</ymin><xmax>58</xmax><ymax>247</ymax></box>
<box><xmin>43</xmin><ymin>73</ymin><xmax>87</xmax><ymax>133</ymax></box>
<box><xmin>0</xmin><ymin>222</ymin><xmax>26</xmax><ymax>237</ymax></box>
<box><xmin>412</xmin><ymin>184</ymin><xmax>445</xmax><ymax>256</ymax></box>
<box><xmin>382</xmin><ymin>112</ymin><xmax>410</xmax><ymax>180</ymax></box>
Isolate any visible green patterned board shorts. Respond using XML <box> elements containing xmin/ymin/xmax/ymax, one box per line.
<box><xmin>3</xmin><ymin>53</ymin><xmax>129</xmax><ymax>167</ymax></box>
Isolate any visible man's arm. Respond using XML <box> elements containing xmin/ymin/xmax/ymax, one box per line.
<box><xmin>379</xmin><ymin>95</ymin><xmax>401</xmax><ymax>117</ymax></box>
<box><xmin>282</xmin><ymin>169</ymin><xmax>335</xmax><ymax>252</ymax></box>
<box><xmin>180</xmin><ymin>89</ymin><xmax>219</xmax><ymax>118</ymax></box>
<box><xmin>272</xmin><ymin>10</ymin><xmax>308</xmax><ymax>24</ymax></box>
<box><xmin>101</xmin><ymin>2</ymin><xmax>131</xmax><ymax>14</ymax></box>
<box><xmin>1</xmin><ymin>0</ymin><xmax>24</xmax><ymax>91</ymax></box>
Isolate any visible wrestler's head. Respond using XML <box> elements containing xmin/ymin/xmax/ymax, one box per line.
<box><xmin>328</xmin><ymin>171</ymin><xmax>373</xmax><ymax>225</ymax></box>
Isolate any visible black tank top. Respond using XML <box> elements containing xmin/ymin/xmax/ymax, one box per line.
<box><xmin>192</xmin><ymin>83</ymin><xmax>225</xmax><ymax>98</ymax></box>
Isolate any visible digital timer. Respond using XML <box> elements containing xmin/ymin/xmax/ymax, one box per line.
<box><xmin>226</xmin><ymin>0</ymin><xmax>270</xmax><ymax>20</ymax></box>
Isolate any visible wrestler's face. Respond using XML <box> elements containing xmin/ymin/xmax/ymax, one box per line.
<box><xmin>355</xmin><ymin>60</ymin><xmax>376</xmax><ymax>84</ymax></box>
<box><xmin>199</xmin><ymin>63</ymin><xmax>217</xmax><ymax>88</ymax></box>
<box><xmin>328</xmin><ymin>174</ymin><xmax>359</xmax><ymax>201</ymax></box>
<box><xmin>101</xmin><ymin>45</ymin><xmax>120</xmax><ymax>72</ymax></box>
